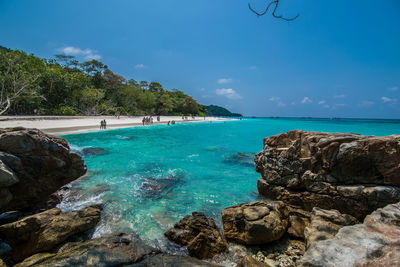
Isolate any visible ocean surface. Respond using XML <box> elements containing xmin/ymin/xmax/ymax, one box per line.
<box><xmin>60</xmin><ymin>117</ymin><xmax>400</xmax><ymax>253</ymax></box>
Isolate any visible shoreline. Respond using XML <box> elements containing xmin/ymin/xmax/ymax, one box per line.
<box><xmin>0</xmin><ymin>115</ymin><xmax>236</xmax><ymax>135</ymax></box>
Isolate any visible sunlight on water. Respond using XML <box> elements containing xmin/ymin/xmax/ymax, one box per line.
<box><xmin>60</xmin><ymin>118</ymin><xmax>400</xmax><ymax>252</ymax></box>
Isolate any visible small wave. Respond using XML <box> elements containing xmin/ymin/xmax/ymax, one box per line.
<box><xmin>69</xmin><ymin>144</ymin><xmax>91</xmax><ymax>152</ymax></box>
<box><xmin>187</xmin><ymin>154</ymin><xmax>199</xmax><ymax>158</ymax></box>
<box><xmin>57</xmin><ymin>192</ymin><xmax>105</xmax><ymax>212</ymax></box>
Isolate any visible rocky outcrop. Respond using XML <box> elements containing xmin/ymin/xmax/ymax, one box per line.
<box><xmin>255</xmin><ymin>130</ymin><xmax>400</xmax><ymax>219</ymax></box>
<box><xmin>299</xmin><ymin>202</ymin><xmax>400</xmax><ymax>267</ymax></box>
<box><xmin>221</xmin><ymin>201</ymin><xmax>289</xmax><ymax>245</ymax></box>
<box><xmin>16</xmin><ymin>233</ymin><xmax>221</xmax><ymax>267</ymax></box>
<box><xmin>164</xmin><ymin>212</ymin><xmax>228</xmax><ymax>259</ymax></box>
<box><xmin>287</xmin><ymin>208</ymin><xmax>310</xmax><ymax>239</ymax></box>
<box><xmin>0</xmin><ymin>128</ymin><xmax>86</xmax><ymax>212</ymax></box>
<box><xmin>0</xmin><ymin>205</ymin><xmax>101</xmax><ymax>261</ymax></box>
<box><xmin>304</xmin><ymin>207</ymin><xmax>358</xmax><ymax>247</ymax></box>
<box><xmin>15</xmin><ymin>232</ymin><xmax>159</xmax><ymax>267</ymax></box>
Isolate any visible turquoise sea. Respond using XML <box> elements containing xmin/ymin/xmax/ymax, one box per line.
<box><xmin>60</xmin><ymin>117</ymin><xmax>400</xmax><ymax>252</ymax></box>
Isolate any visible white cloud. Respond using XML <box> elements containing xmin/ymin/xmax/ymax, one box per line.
<box><xmin>318</xmin><ymin>100</ymin><xmax>326</xmax><ymax>105</ymax></box>
<box><xmin>277</xmin><ymin>102</ymin><xmax>286</xmax><ymax>107</ymax></box>
<box><xmin>388</xmin><ymin>86</ymin><xmax>398</xmax><ymax>91</ymax></box>
<box><xmin>58</xmin><ymin>46</ymin><xmax>102</xmax><ymax>60</ymax></box>
<box><xmin>334</xmin><ymin>94</ymin><xmax>346</xmax><ymax>99</ymax></box>
<box><xmin>217</xmin><ymin>78</ymin><xmax>233</xmax><ymax>84</ymax></box>
<box><xmin>381</xmin><ymin>96</ymin><xmax>396</xmax><ymax>103</ymax></box>
<box><xmin>215</xmin><ymin>88</ymin><xmax>242</xmax><ymax>99</ymax></box>
<box><xmin>135</xmin><ymin>64</ymin><xmax>146</xmax><ymax>69</ymax></box>
<box><xmin>301</xmin><ymin>97</ymin><xmax>312</xmax><ymax>104</ymax></box>
<box><xmin>269</xmin><ymin>97</ymin><xmax>280</xmax><ymax>101</ymax></box>
<box><xmin>359</xmin><ymin>100</ymin><xmax>374</xmax><ymax>107</ymax></box>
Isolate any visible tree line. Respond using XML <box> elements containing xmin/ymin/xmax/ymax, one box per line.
<box><xmin>0</xmin><ymin>46</ymin><xmax>207</xmax><ymax>116</ymax></box>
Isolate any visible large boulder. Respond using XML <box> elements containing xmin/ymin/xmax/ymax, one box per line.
<box><xmin>255</xmin><ymin>130</ymin><xmax>400</xmax><ymax>219</ymax></box>
<box><xmin>164</xmin><ymin>212</ymin><xmax>228</xmax><ymax>259</ymax></box>
<box><xmin>304</xmin><ymin>207</ymin><xmax>358</xmax><ymax>247</ymax></box>
<box><xmin>0</xmin><ymin>128</ymin><xmax>86</xmax><ymax>212</ymax></box>
<box><xmin>221</xmin><ymin>201</ymin><xmax>289</xmax><ymax>245</ymax></box>
<box><xmin>0</xmin><ymin>205</ymin><xmax>101</xmax><ymax>261</ymax></box>
<box><xmin>15</xmin><ymin>232</ymin><xmax>159</xmax><ymax>267</ymax></box>
<box><xmin>299</xmin><ymin>202</ymin><xmax>400</xmax><ymax>267</ymax></box>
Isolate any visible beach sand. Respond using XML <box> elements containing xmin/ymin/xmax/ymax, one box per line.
<box><xmin>0</xmin><ymin>116</ymin><xmax>233</xmax><ymax>135</ymax></box>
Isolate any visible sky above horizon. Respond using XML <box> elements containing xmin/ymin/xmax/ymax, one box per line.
<box><xmin>1</xmin><ymin>0</ymin><xmax>399</xmax><ymax>118</ymax></box>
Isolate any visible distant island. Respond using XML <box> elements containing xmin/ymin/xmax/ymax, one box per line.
<box><xmin>205</xmin><ymin>105</ymin><xmax>243</xmax><ymax>117</ymax></box>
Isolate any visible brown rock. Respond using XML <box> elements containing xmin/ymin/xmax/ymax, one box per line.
<box><xmin>222</xmin><ymin>201</ymin><xmax>289</xmax><ymax>245</ymax></box>
<box><xmin>0</xmin><ymin>128</ymin><xmax>86</xmax><ymax>212</ymax></box>
<box><xmin>0</xmin><ymin>205</ymin><xmax>101</xmax><ymax>261</ymax></box>
<box><xmin>287</xmin><ymin>208</ymin><xmax>310</xmax><ymax>239</ymax></box>
<box><xmin>15</xmin><ymin>232</ymin><xmax>160</xmax><ymax>267</ymax></box>
<box><xmin>237</xmin><ymin>255</ymin><xmax>271</xmax><ymax>267</ymax></box>
<box><xmin>304</xmin><ymin>207</ymin><xmax>358</xmax><ymax>247</ymax></box>
<box><xmin>164</xmin><ymin>212</ymin><xmax>228</xmax><ymax>259</ymax></box>
<box><xmin>255</xmin><ymin>130</ymin><xmax>400</xmax><ymax>219</ymax></box>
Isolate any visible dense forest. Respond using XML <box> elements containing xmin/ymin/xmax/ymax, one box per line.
<box><xmin>0</xmin><ymin>46</ymin><xmax>209</xmax><ymax>116</ymax></box>
<box><xmin>206</xmin><ymin>105</ymin><xmax>242</xmax><ymax>117</ymax></box>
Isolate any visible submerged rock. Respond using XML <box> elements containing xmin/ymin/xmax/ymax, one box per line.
<box><xmin>224</xmin><ymin>152</ymin><xmax>255</xmax><ymax>167</ymax></box>
<box><xmin>164</xmin><ymin>212</ymin><xmax>229</xmax><ymax>259</ymax></box>
<box><xmin>81</xmin><ymin>147</ymin><xmax>109</xmax><ymax>156</ymax></box>
<box><xmin>222</xmin><ymin>201</ymin><xmax>289</xmax><ymax>245</ymax></box>
<box><xmin>140</xmin><ymin>176</ymin><xmax>181</xmax><ymax>199</ymax></box>
<box><xmin>0</xmin><ymin>128</ymin><xmax>86</xmax><ymax>213</ymax></box>
<box><xmin>299</xmin><ymin>202</ymin><xmax>400</xmax><ymax>267</ymax></box>
<box><xmin>255</xmin><ymin>130</ymin><xmax>400</xmax><ymax>220</ymax></box>
<box><xmin>304</xmin><ymin>207</ymin><xmax>358</xmax><ymax>248</ymax></box>
<box><xmin>0</xmin><ymin>205</ymin><xmax>101</xmax><ymax>261</ymax></box>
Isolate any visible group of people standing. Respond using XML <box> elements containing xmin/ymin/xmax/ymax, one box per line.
<box><xmin>142</xmin><ymin>116</ymin><xmax>154</xmax><ymax>125</ymax></box>
<box><xmin>100</xmin><ymin>119</ymin><xmax>107</xmax><ymax>129</ymax></box>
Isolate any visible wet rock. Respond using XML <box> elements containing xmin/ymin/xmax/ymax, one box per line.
<box><xmin>222</xmin><ymin>201</ymin><xmax>289</xmax><ymax>245</ymax></box>
<box><xmin>164</xmin><ymin>212</ymin><xmax>228</xmax><ymax>259</ymax></box>
<box><xmin>127</xmin><ymin>254</ymin><xmax>221</xmax><ymax>267</ymax></box>
<box><xmin>81</xmin><ymin>147</ymin><xmax>108</xmax><ymax>156</ymax></box>
<box><xmin>0</xmin><ymin>128</ymin><xmax>86</xmax><ymax>213</ymax></box>
<box><xmin>224</xmin><ymin>152</ymin><xmax>255</xmax><ymax>167</ymax></box>
<box><xmin>0</xmin><ymin>205</ymin><xmax>101</xmax><ymax>261</ymax></box>
<box><xmin>299</xmin><ymin>202</ymin><xmax>400</xmax><ymax>267</ymax></box>
<box><xmin>15</xmin><ymin>232</ymin><xmax>159</xmax><ymax>267</ymax></box>
<box><xmin>304</xmin><ymin>207</ymin><xmax>358</xmax><ymax>248</ymax></box>
<box><xmin>255</xmin><ymin>130</ymin><xmax>400</xmax><ymax>219</ymax></box>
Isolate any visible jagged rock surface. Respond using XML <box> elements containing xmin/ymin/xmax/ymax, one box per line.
<box><xmin>255</xmin><ymin>130</ymin><xmax>400</xmax><ymax>219</ymax></box>
<box><xmin>0</xmin><ymin>128</ymin><xmax>86</xmax><ymax>212</ymax></box>
<box><xmin>0</xmin><ymin>205</ymin><xmax>101</xmax><ymax>261</ymax></box>
<box><xmin>304</xmin><ymin>207</ymin><xmax>358</xmax><ymax>247</ymax></box>
<box><xmin>221</xmin><ymin>201</ymin><xmax>289</xmax><ymax>245</ymax></box>
<box><xmin>299</xmin><ymin>202</ymin><xmax>400</xmax><ymax>267</ymax></box>
<box><xmin>164</xmin><ymin>212</ymin><xmax>228</xmax><ymax>259</ymax></box>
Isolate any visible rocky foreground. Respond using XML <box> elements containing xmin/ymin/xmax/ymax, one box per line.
<box><xmin>1</xmin><ymin>128</ymin><xmax>400</xmax><ymax>266</ymax></box>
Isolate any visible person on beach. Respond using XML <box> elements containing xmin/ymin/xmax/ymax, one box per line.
<box><xmin>142</xmin><ymin>117</ymin><xmax>145</xmax><ymax>126</ymax></box>
<box><xmin>168</xmin><ymin>121</ymin><xmax>170</xmax><ymax>125</ymax></box>
<box><xmin>100</xmin><ymin>120</ymin><xmax>103</xmax><ymax>129</ymax></box>
<box><xmin>103</xmin><ymin>120</ymin><xmax>107</xmax><ymax>129</ymax></box>
<box><xmin>150</xmin><ymin>116</ymin><xmax>154</xmax><ymax>124</ymax></box>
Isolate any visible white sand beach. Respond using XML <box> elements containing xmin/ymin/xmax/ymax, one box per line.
<box><xmin>0</xmin><ymin>116</ymin><xmax>234</xmax><ymax>135</ymax></box>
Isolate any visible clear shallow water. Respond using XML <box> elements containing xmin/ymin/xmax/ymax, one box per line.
<box><xmin>60</xmin><ymin>117</ymin><xmax>400</xmax><ymax>251</ymax></box>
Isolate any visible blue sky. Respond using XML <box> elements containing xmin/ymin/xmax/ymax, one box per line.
<box><xmin>1</xmin><ymin>0</ymin><xmax>399</xmax><ymax>118</ymax></box>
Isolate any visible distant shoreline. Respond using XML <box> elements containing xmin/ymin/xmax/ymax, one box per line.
<box><xmin>0</xmin><ymin>116</ymin><xmax>236</xmax><ymax>136</ymax></box>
